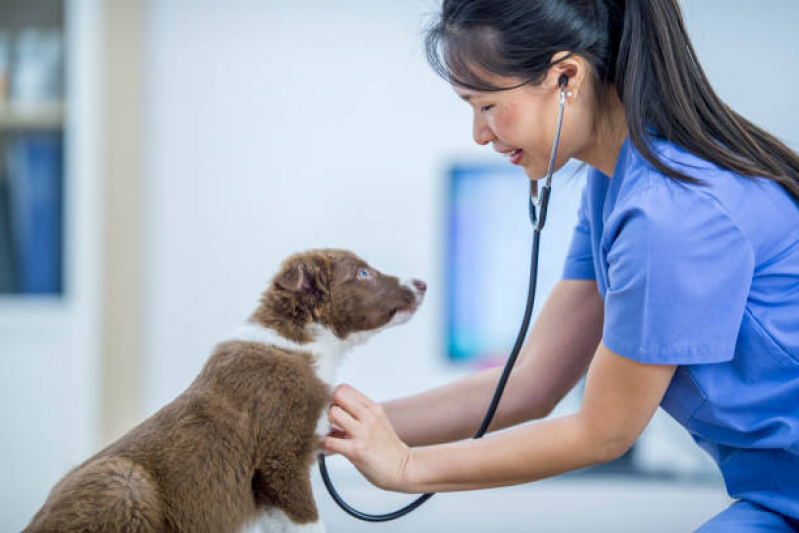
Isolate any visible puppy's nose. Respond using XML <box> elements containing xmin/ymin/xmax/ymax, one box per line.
<box><xmin>412</xmin><ymin>279</ymin><xmax>427</xmax><ymax>293</ymax></box>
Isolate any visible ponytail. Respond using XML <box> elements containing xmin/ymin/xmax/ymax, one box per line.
<box><xmin>615</xmin><ymin>0</ymin><xmax>799</xmax><ymax>202</ymax></box>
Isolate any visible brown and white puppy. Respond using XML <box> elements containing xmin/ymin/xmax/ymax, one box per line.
<box><xmin>24</xmin><ymin>249</ymin><xmax>426</xmax><ymax>533</ymax></box>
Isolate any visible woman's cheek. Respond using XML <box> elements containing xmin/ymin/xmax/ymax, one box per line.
<box><xmin>498</xmin><ymin>116</ymin><xmax>520</xmax><ymax>141</ymax></box>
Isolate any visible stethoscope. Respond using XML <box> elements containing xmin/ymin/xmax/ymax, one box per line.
<box><xmin>318</xmin><ymin>74</ymin><xmax>570</xmax><ymax>522</ymax></box>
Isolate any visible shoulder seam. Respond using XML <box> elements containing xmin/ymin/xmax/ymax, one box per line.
<box><xmin>695</xmin><ymin>189</ymin><xmax>757</xmax><ymax>262</ymax></box>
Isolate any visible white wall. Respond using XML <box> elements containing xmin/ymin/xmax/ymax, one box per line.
<box><xmin>682</xmin><ymin>0</ymin><xmax>799</xmax><ymax>149</ymax></box>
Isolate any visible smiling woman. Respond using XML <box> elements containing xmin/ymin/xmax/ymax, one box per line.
<box><xmin>322</xmin><ymin>0</ymin><xmax>799</xmax><ymax>531</ymax></box>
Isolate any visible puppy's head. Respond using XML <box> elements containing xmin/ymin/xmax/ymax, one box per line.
<box><xmin>259</xmin><ymin>249</ymin><xmax>425</xmax><ymax>342</ymax></box>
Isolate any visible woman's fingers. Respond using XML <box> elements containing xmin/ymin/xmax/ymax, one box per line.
<box><xmin>337</xmin><ymin>383</ymin><xmax>373</xmax><ymax>405</ymax></box>
<box><xmin>323</xmin><ymin>384</ymin><xmax>369</xmax><ymax>457</ymax></box>
<box><xmin>328</xmin><ymin>426</ymin><xmax>346</xmax><ymax>439</ymax></box>
<box><xmin>322</xmin><ymin>435</ymin><xmax>354</xmax><ymax>458</ymax></box>
<box><xmin>320</xmin><ymin>426</ymin><xmax>346</xmax><ymax>456</ymax></box>
<box><xmin>331</xmin><ymin>383</ymin><xmax>373</xmax><ymax>419</ymax></box>
<box><xmin>329</xmin><ymin>405</ymin><xmax>358</xmax><ymax>435</ymax></box>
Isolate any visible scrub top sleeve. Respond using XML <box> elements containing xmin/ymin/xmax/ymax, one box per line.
<box><xmin>603</xmin><ymin>187</ymin><xmax>755</xmax><ymax>365</ymax></box>
<box><xmin>562</xmin><ymin>182</ymin><xmax>596</xmax><ymax>280</ymax></box>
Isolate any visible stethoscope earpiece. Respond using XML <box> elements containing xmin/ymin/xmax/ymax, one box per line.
<box><xmin>558</xmin><ymin>74</ymin><xmax>573</xmax><ymax>98</ymax></box>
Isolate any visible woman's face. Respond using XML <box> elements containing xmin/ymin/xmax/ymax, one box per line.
<box><xmin>454</xmin><ymin>71</ymin><xmax>594</xmax><ymax>181</ymax></box>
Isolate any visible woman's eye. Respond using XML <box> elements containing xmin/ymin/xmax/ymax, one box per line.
<box><xmin>480</xmin><ymin>104</ymin><xmax>494</xmax><ymax>113</ymax></box>
<box><xmin>357</xmin><ymin>269</ymin><xmax>371</xmax><ymax>280</ymax></box>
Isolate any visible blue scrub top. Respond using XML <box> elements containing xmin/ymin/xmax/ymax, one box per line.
<box><xmin>562</xmin><ymin>135</ymin><xmax>799</xmax><ymax>519</ymax></box>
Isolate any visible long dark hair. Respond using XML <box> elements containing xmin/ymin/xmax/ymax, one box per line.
<box><xmin>425</xmin><ymin>0</ymin><xmax>799</xmax><ymax>203</ymax></box>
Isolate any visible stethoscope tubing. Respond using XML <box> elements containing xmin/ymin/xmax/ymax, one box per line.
<box><xmin>318</xmin><ymin>83</ymin><xmax>569</xmax><ymax>522</ymax></box>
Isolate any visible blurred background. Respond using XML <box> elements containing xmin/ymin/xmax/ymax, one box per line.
<box><xmin>0</xmin><ymin>0</ymin><xmax>797</xmax><ymax>531</ymax></box>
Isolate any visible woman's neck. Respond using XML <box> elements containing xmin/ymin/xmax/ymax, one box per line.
<box><xmin>578</xmin><ymin>88</ymin><xmax>629</xmax><ymax>178</ymax></box>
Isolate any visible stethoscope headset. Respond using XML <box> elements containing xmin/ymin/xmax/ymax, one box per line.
<box><xmin>318</xmin><ymin>73</ymin><xmax>571</xmax><ymax>522</ymax></box>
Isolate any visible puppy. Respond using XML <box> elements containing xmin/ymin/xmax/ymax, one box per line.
<box><xmin>24</xmin><ymin>249</ymin><xmax>426</xmax><ymax>533</ymax></box>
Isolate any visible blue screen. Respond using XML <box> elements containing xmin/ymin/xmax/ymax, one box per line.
<box><xmin>446</xmin><ymin>164</ymin><xmax>536</xmax><ymax>368</ymax></box>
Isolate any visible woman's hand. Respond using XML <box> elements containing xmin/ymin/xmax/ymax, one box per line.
<box><xmin>321</xmin><ymin>384</ymin><xmax>414</xmax><ymax>493</ymax></box>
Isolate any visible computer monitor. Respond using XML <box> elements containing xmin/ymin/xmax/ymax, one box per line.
<box><xmin>445</xmin><ymin>163</ymin><xmax>535</xmax><ymax>369</ymax></box>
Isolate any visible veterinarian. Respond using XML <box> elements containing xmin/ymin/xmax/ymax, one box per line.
<box><xmin>321</xmin><ymin>1</ymin><xmax>799</xmax><ymax>530</ymax></box>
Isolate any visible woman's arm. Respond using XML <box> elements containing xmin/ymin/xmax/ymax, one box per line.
<box><xmin>385</xmin><ymin>279</ymin><xmax>604</xmax><ymax>447</ymax></box>
<box><xmin>323</xmin><ymin>342</ymin><xmax>676</xmax><ymax>493</ymax></box>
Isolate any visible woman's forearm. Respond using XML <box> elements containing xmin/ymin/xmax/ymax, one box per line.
<box><xmin>402</xmin><ymin>413</ymin><xmax>616</xmax><ymax>493</ymax></box>
<box><xmin>397</xmin><ymin>342</ymin><xmax>676</xmax><ymax>494</ymax></box>
<box><xmin>383</xmin><ymin>363</ymin><xmax>550</xmax><ymax>447</ymax></box>
<box><xmin>323</xmin><ymin>342</ymin><xmax>673</xmax><ymax>496</ymax></box>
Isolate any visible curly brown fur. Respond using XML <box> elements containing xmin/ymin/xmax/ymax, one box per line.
<box><xmin>25</xmin><ymin>342</ymin><xmax>328</xmax><ymax>533</ymax></box>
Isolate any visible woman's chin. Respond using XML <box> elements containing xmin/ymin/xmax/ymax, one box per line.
<box><xmin>522</xmin><ymin>167</ymin><xmax>547</xmax><ymax>181</ymax></box>
<box><xmin>522</xmin><ymin>157</ymin><xmax>570</xmax><ymax>181</ymax></box>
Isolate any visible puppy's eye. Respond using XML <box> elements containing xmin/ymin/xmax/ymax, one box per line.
<box><xmin>357</xmin><ymin>269</ymin><xmax>372</xmax><ymax>280</ymax></box>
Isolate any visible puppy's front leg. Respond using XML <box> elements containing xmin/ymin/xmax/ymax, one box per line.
<box><xmin>251</xmin><ymin>468</ymin><xmax>325</xmax><ymax>533</ymax></box>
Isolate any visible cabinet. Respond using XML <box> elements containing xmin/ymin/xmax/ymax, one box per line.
<box><xmin>0</xmin><ymin>0</ymin><xmax>66</xmax><ymax>296</ymax></box>
<box><xmin>0</xmin><ymin>0</ymin><xmax>103</xmax><ymax>530</ymax></box>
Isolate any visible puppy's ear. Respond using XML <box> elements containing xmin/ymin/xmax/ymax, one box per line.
<box><xmin>277</xmin><ymin>262</ymin><xmax>323</xmax><ymax>299</ymax></box>
<box><xmin>274</xmin><ymin>254</ymin><xmax>331</xmax><ymax>317</ymax></box>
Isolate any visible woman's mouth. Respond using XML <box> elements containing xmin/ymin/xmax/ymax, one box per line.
<box><xmin>510</xmin><ymin>148</ymin><xmax>523</xmax><ymax>165</ymax></box>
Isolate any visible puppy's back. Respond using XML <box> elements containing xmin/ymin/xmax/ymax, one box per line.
<box><xmin>24</xmin><ymin>457</ymin><xmax>162</xmax><ymax>533</ymax></box>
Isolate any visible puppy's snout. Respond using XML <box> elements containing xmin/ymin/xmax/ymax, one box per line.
<box><xmin>407</xmin><ymin>279</ymin><xmax>427</xmax><ymax>307</ymax></box>
<box><xmin>399</xmin><ymin>278</ymin><xmax>427</xmax><ymax>312</ymax></box>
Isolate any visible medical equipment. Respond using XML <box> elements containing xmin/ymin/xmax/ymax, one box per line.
<box><xmin>318</xmin><ymin>74</ymin><xmax>570</xmax><ymax>522</ymax></box>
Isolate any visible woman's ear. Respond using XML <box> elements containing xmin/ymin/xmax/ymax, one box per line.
<box><xmin>548</xmin><ymin>51</ymin><xmax>587</xmax><ymax>99</ymax></box>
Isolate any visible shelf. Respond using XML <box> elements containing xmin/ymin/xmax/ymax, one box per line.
<box><xmin>0</xmin><ymin>101</ymin><xmax>65</xmax><ymax>130</ymax></box>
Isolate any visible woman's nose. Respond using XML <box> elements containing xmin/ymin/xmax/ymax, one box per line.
<box><xmin>473</xmin><ymin>115</ymin><xmax>494</xmax><ymax>146</ymax></box>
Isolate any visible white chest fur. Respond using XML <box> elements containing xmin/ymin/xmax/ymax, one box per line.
<box><xmin>228</xmin><ymin>322</ymin><xmax>370</xmax><ymax>385</ymax></box>
<box><xmin>240</xmin><ymin>508</ymin><xmax>326</xmax><ymax>533</ymax></box>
